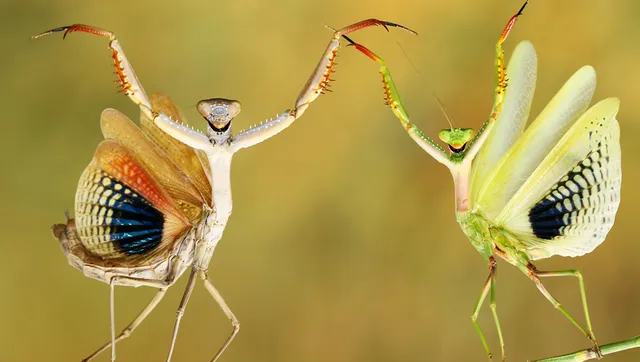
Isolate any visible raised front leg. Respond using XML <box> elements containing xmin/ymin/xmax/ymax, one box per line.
<box><xmin>152</xmin><ymin>111</ymin><xmax>214</xmax><ymax>152</ymax></box>
<box><xmin>232</xmin><ymin>19</ymin><xmax>416</xmax><ymax>150</ymax></box>
<box><xmin>465</xmin><ymin>0</ymin><xmax>528</xmax><ymax>159</ymax></box>
<box><xmin>348</xmin><ymin>41</ymin><xmax>452</xmax><ymax>167</ymax></box>
<box><xmin>32</xmin><ymin>24</ymin><xmax>154</xmax><ymax>119</ymax></box>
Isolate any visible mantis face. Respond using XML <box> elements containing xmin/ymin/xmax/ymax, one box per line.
<box><xmin>438</xmin><ymin>128</ymin><xmax>474</xmax><ymax>154</ymax></box>
<box><xmin>197</xmin><ymin>98</ymin><xmax>242</xmax><ymax>133</ymax></box>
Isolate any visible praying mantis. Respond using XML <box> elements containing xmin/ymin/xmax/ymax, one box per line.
<box><xmin>345</xmin><ymin>1</ymin><xmax>640</xmax><ymax>361</ymax></box>
<box><xmin>34</xmin><ymin>20</ymin><xmax>414</xmax><ymax>362</ymax></box>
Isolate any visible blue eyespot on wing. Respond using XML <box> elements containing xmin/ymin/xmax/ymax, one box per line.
<box><xmin>497</xmin><ymin>98</ymin><xmax>621</xmax><ymax>259</ymax></box>
<box><xmin>74</xmin><ymin>140</ymin><xmax>190</xmax><ymax>259</ymax></box>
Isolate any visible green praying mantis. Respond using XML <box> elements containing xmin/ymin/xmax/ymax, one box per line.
<box><xmin>347</xmin><ymin>1</ymin><xmax>640</xmax><ymax>361</ymax></box>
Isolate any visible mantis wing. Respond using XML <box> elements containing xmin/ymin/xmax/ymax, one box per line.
<box><xmin>470</xmin><ymin>41</ymin><xmax>537</xmax><ymax>206</ymax></box>
<box><xmin>497</xmin><ymin>98</ymin><xmax>621</xmax><ymax>259</ymax></box>
<box><xmin>474</xmin><ymin>65</ymin><xmax>597</xmax><ymax>219</ymax></box>
<box><xmin>75</xmin><ymin>140</ymin><xmax>191</xmax><ymax>260</ymax></box>
<box><xmin>100</xmin><ymin>108</ymin><xmax>207</xmax><ymax>223</ymax></box>
<box><xmin>140</xmin><ymin>93</ymin><xmax>212</xmax><ymax>205</ymax></box>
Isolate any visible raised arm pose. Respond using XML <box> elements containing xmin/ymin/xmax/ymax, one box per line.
<box><xmin>34</xmin><ymin>20</ymin><xmax>415</xmax><ymax>362</ymax></box>
<box><xmin>349</xmin><ymin>1</ymin><xmax>621</xmax><ymax>360</ymax></box>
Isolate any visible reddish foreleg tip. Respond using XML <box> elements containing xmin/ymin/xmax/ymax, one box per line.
<box><xmin>347</xmin><ymin>42</ymin><xmax>384</xmax><ymax>64</ymax></box>
<box><xmin>382</xmin><ymin>21</ymin><xmax>418</xmax><ymax>36</ymax></box>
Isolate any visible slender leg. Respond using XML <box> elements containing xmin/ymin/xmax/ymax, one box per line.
<box><xmin>472</xmin><ymin>271</ymin><xmax>493</xmax><ymax>360</ymax></box>
<box><xmin>345</xmin><ymin>1</ymin><xmax>530</xmax><ymax>165</ymax></box>
<box><xmin>83</xmin><ymin>288</ymin><xmax>167</xmax><ymax>362</ymax></box>
<box><xmin>109</xmin><ymin>278</ymin><xmax>116</xmax><ymax>361</ymax></box>
<box><xmin>536</xmin><ymin>270</ymin><xmax>594</xmax><ymax>337</ymax></box>
<box><xmin>198</xmin><ymin>269</ymin><xmax>240</xmax><ymax>362</ymax></box>
<box><xmin>489</xmin><ymin>268</ymin><xmax>505</xmax><ymax>361</ymax></box>
<box><xmin>166</xmin><ymin>268</ymin><xmax>198</xmax><ymax>362</ymax></box>
<box><xmin>465</xmin><ymin>0</ymin><xmax>529</xmax><ymax>159</ymax></box>
<box><xmin>490</xmin><ymin>0</ymin><xmax>528</xmax><ymax>121</ymax></box>
<box><xmin>526</xmin><ymin>264</ymin><xmax>602</xmax><ymax>358</ymax></box>
<box><xmin>471</xmin><ymin>256</ymin><xmax>500</xmax><ymax>360</ymax></box>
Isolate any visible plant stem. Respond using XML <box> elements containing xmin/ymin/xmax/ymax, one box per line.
<box><xmin>532</xmin><ymin>336</ymin><xmax>640</xmax><ymax>362</ymax></box>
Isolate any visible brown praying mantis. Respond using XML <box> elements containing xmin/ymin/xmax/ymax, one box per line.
<box><xmin>33</xmin><ymin>20</ymin><xmax>415</xmax><ymax>361</ymax></box>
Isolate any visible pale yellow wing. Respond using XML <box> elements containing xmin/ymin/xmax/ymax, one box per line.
<box><xmin>100</xmin><ymin>108</ymin><xmax>205</xmax><ymax>223</ymax></box>
<box><xmin>140</xmin><ymin>93</ymin><xmax>212</xmax><ymax>204</ymax></box>
<box><xmin>474</xmin><ymin>65</ymin><xmax>596</xmax><ymax>219</ymax></box>
<box><xmin>497</xmin><ymin>98</ymin><xmax>621</xmax><ymax>259</ymax></box>
<box><xmin>470</xmin><ymin>41</ymin><xmax>537</xmax><ymax>205</ymax></box>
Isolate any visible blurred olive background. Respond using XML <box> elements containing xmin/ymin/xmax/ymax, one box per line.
<box><xmin>2</xmin><ymin>0</ymin><xmax>640</xmax><ymax>361</ymax></box>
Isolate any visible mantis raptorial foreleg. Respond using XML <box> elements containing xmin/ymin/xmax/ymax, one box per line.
<box><xmin>80</xmin><ymin>276</ymin><xmax>170</xmax><ymax>362</ymax></box>
<box><xmin>346</xmin><ymin>1</ymin><xmax>530</xmax><ymax>165</ymax></box>
<box><xmin>32</xmin><ymin>25</ymin><xmax>153</xmax><ymax>119</ymax></box>
<box><xmin>232</xmin><ymin>19</ymin><xmax>418</xmax><ymax>150</ymax></box>
<box><xmin>344</xmin><ymin>40</ymin><xmax>452</xmax><ymax>167</ymax></box>
<box><xmin>32</xmin><ymin>21</ymin><xmax>417</xmax><ymax>153</ymax></box>
<box><xmin>463</xmin><ymin>0</ymin><xmax>528</xmax><ymax>159</ymax></box>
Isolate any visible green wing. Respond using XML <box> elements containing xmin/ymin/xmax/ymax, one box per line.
<box><xmin>497</xmin><ymin>98</ymin><xmax>621</xmax><ymax>259</ymax></box>
<box><xmin>474</xmin><ymin>65</ymin><xmax>597</xmax><ymax>219</ymax></box>
<box><xmin>470</xmin><ymin>41</ymin><xmax>537</xmax><ymax>206</ymax></box>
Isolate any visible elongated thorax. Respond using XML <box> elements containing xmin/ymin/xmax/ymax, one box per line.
<box><xmin>195</xmin><ymin>149</ymin><xmax>234</xmax><ymax>268</ymax></box>
<box><xmin>451</xmin><ymin>161</ymin><xmax>472</xmax><ymax>213</ymax></box>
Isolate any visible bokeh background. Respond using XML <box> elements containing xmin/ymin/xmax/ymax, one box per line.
<box><xmin>2</xmin><ymin>0</ymin><xmax>640</xmax><ymax>361</ymax></box>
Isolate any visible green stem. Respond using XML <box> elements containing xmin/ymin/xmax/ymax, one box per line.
<box><xmin>532</xmin><ymin>336</ymin><xmax>640</xmax><ymax>362</ymax></box>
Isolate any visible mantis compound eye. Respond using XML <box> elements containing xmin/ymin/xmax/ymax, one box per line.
<box><xmin>197</xmin><ymin>98</ymin><xmax>242</xmax><ymax>132</ymax></box>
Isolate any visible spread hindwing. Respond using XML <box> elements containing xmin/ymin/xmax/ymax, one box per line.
<box><xmin>528</xmin><ymin>138</ymin><xmax>619</xmax><ymax>240</ymax></box>
<box><xmin>75</xmin><ymin>168</ymin><xmax>165</xmax><ymax>256</ymax></box>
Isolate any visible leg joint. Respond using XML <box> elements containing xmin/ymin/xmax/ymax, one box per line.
<box><xmin>121</xmin><ymin>328</ymin><xmax>132</xmax><ymax>339</ymax></box>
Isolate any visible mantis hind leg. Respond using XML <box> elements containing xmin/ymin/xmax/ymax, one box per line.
<box><xmin>471</xmin><ymin>256</ymin><xmax>505</xmax><ymax>361</ymax></box>
<box><xmin>84</xmin><ymin>288</ymin><xmax>167</xmax><ymax>362</ymax></box>
<box><xmin>526</xmin><ymin>264</ymin><xmax>602</xmax><ymax>358</ymax></box>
